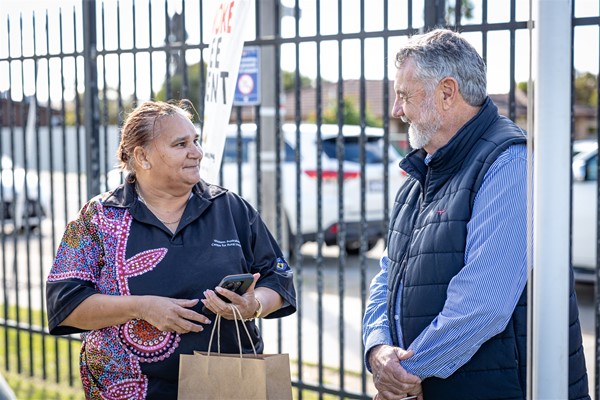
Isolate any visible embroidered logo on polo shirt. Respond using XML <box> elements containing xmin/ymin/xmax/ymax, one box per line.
<box><xmin>211</xmin><ymin>239</ymin><xmax>242</xmax><ymax>248</ymax></box>
<box><xmin>276</xmin><ymin>257</ymin><xmax>291</xmax><ymax>271</ymax></box>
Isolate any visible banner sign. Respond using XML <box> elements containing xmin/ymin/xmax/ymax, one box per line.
<box><xmin>200</xmin><ymin>0</ymin><xmax>251</xmax><ymax>184</ymax></box>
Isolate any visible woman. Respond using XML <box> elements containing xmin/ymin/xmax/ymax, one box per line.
<box><xmin>46</xmin><ymin>100</ymin><xmax>296</xmax><ymax>399</ymax></box>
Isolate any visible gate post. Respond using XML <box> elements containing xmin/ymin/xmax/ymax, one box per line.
<box><xmin>83</xmin><ymin>0</ymin><xmax>101</xmax><ymax>197</ymax></box>
<box><xmin>424</xmin><ymin>0</ymin><xmax>446</xmax><ymax>31</ymax></box>
<box><xmin>257</xmin><ymin>0</ymin><xmax>279</xmax><ymax>235</ymax></box>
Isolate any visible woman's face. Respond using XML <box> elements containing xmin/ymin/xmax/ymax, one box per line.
<box><xmin>142</xmin><ymin>112</ymin><xmax>203</xmax><ymax>189</ymax></box>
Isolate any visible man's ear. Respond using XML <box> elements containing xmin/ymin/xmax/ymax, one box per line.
<box><xmin>439</xmin><ymin>77</ymin><xmax>459</xmax><ymax>110</ymax></box>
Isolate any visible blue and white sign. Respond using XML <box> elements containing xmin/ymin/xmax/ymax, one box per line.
<box><xmin>233</xmin><ymin>46</ymin><xmax>260</xmax><ymax>105</ymax></box>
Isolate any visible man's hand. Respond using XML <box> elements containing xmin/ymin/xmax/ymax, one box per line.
<box><xmin>369</xmin><ymin>345</ymin><xmax>423</xmax><ymax>400</ymax></box>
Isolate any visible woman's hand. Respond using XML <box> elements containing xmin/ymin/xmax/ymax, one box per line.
<box><xmin>59</xmin><ymin>293</ymin><xmax>211</xmax><ymax>334</ymax></box>
<box><xmin>201</xmin><ymin>273</ymin><xmax>261</xmax><ymax>320</ymax></box>
<box><xmin>137</xmin><ymin>296</ymin><xmax>212</xmax><ymax>334</ymax></box>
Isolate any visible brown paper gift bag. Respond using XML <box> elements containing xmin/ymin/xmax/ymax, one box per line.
<box><xmin>178</xmin><ymin>305</ymin><xmax>293</xmax><ymax>400</ymax></box>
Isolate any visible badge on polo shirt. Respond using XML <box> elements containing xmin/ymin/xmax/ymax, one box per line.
<box><xmin>276</xmin><ymin>257</ymin><xmax>291</xmax><ymax>271</ymax></box>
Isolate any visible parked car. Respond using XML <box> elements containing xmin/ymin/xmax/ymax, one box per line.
<box><xmin>0</xmin><ymin>155</ymin><xmax>47</xmax><ymax>231</ymax></box>
<box><xmin>105</xmin><ymin>123</ymin><xmax>407</xmax><ymax>254</ymax></box>
<box><xmin>219</xmin><ymin>123</ymin><xmax>407</xmax><ymax>254</ymax></box>
<box><xmin>573</xmin><ymin>139</ymin><xmax>597</xmax><ymax>157</ymax></box>
<box><xmin>572</xmin><ymin>140</ymin><xmax>597</xmax><ymax>281</ymax></box>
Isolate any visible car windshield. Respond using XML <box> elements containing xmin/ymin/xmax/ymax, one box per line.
<box><xmin>322</xmin><ymin>137</ymin><xmax>390</xmax><ymax>164</ymax></box>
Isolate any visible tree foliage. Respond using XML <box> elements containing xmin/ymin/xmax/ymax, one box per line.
<box><xmin>446</xmin><ymin>0</ymin><xmax>475</xmax><ymax>24</ymax></box>
<box><xmin>308</xmin><ymin>97</ymin><xmax>382</xmax><ymax>127</ymax></box>
<box><xmin>574</xmin><ymin>71</ymin><xmax>598</xmax><ymax>107</ymax></box>
<box><xmin>155</xmin><ymin>62</ymin><xmax>207</xmax><ymax>112</ymax></box>
<box><xmin>282</xmin><ymin>70</ymin><xmax>312</xmax><ymax>92</ymax></box>
<box><xmin>155</xmin><ymin>65</ymin><xmax>313</xmax><ymax>112</ymax></box>
<box><xmin>517</xmin><ymin>71</ymin><xmax>597</xmax><ymax>107</ymax></box>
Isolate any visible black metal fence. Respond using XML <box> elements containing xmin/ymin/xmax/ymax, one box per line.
<box><xmin>0</xmin><ymin>1</ymin><xmax>598</xmax><ymax>399</ymax></box>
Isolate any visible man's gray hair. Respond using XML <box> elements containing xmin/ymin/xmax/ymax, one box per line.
<box><xmin>395</xmin><ymin>29</ymin><xmax>487</xmax><ymax>106</ymax></box>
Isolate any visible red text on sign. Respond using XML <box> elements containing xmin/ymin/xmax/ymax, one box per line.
<box><xmin>212</xmin><ymin>1</ymin><xmax>235</xmax><ymax>35</ymax></box>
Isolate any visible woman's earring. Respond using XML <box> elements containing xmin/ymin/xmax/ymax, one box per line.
<box><xmin>143</xmin><ymin>162</ymin><xmax>150</xmax><ymax>170</ymax></box>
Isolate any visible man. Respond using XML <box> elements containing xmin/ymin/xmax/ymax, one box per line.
<box><xmin>362</xmin><ymin>28</ymin><xmax>590</xmax><ymax>400</ymax></box>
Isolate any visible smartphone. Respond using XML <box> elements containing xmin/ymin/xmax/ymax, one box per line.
<box><xmin>202</xmin><ymin>273</ymin><xmax>254</xmax><ymax>314</ymax></box>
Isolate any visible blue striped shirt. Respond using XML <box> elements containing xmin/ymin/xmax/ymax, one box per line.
<box><xmin>363</xmin><ymin>144</ymin><xmax>529</xmax><ymax>379</ymax></box>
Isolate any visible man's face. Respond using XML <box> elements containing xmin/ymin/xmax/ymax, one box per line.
<box><xmin>392</xmin><ymin>60</ymin><xmax>442</xmax><ymax>150</ymax></box>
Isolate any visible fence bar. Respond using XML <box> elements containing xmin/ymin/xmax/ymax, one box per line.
<box><xmin>83</xmin><ymin>0</ymin><xmax>100</xmax><ymax>198</ymax></box>
<box><xmin>0</xmin><ymin>2</ymin><xmax>596</xmax><ymax>399</ymax></box>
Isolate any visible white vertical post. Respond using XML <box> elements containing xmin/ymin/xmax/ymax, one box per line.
<box><xmin>531</xmin><ymin>0</ymin><xmax>572</xmax><ymax>398</ymax></box>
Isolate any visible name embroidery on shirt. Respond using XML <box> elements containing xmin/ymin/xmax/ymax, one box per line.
<box><xmin>211</xmin><ymin>239</ymin><xmax>242</xmax><ymax>248</ymax></box>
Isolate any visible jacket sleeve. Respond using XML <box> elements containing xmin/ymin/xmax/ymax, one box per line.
<box><xmin>363</xmin><ymin>250</ymin><xmax>395</xmax><ymax>371</ymax></box>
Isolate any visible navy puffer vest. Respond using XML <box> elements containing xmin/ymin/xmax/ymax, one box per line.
<box><xmin>386</xmin><ymin>98</ymin><xmax>589</xmax><ymax>400</ymax></box>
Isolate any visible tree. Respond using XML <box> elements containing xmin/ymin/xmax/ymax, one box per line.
<box><xmin>517</xmin><ymin>81</ymin><xmax>528</xmax><ymax>95</ymax></box>
<box><xmin>155</xmin><ymin>65</ymin><xmax>313</xmax><ymax>112</ymax></box>
<box><xmin>574</xmin><ymin>71</ymin><xmax>597</xmax><ymax>107</ymax></box>
<box><xmin>446</xmin><ymin>0</ymin><xmax>475</xmax><ymax>24</ymax></box>
<box><xmin>155</xmin><ymin>62</ymin><xmax>207</xmax><ymax>111</ymax></box>
<box><xmin>310</xmin><ymin>97</ymin><xmax>382</xmax><ymax>127</ymax></box>
<box><xmin>518</xmin><ymin>71</ymin><xmax>597</xmax><ymax>107</ymax></box>
<box><xmin>282</xmin><ymin>70</ymin><xmax>312</xmax><ymax>92</ymax></box>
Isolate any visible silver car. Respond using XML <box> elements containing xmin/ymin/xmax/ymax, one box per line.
<box><xmin>1</xmin><ymin>155</ymin><xmax>47</xmax><ymax>231</ymax></box>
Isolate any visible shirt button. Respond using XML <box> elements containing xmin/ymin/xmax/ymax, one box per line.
<box><xmin>394</xmin><ymin>315</ymin><xmax>399</xmax><ymax>320</ymax></box>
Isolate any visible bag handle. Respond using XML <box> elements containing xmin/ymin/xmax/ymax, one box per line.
<box><xmin>207</xmin><ymin>304</ymin><xmax>257</xmax><ymax>358</ymax></box>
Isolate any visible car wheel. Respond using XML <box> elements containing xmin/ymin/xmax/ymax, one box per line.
<box><xmin>345</xmin><ymin>239</ymin><xmax>379</xmax><ymax>255</ymax></box>
<box><xmin>15</xmin><ymin>200</ymin><xmax>44</xmax><ymax>233</ymax></box>
<box><xmin>282</xmin><ymin>213</ymin><xmax>297</xmax><ymax>260</ymax></box>
<box><xmin>23</xmin><ymin>223</ymin><xmax>40</xmax><ymax>232</ymax></box>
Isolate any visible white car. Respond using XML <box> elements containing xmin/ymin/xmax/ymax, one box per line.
<box><xmin>1</xmin><ymin>155</ymin><xmax>47</xmax><ymax>231</ymax></box>
<box><xmin>573</xmin><ymin>139</ymin><xmax>597</xmax><ymax>157</ymax></box>
<box><xmin>218</xmin><ymin>123</ymin><xmax>406</xmax><ymax>254</ymax></box>
<box><xmin>106</xmin><ymin>123</ymin><xmax>407</xmax><ymax>254</ymax></box>
<box><xmin>572</xmin><ymin>140</ymin><xmax>597</xmax><ymax>281</ymax></box>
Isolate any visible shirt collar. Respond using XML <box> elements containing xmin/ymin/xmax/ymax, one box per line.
<box><xmin>102</xmin><ymin>176</ymin><xmax>228</xmax><ymax>209</ymax></box>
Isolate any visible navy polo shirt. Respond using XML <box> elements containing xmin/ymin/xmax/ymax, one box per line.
<box><xmin>46</xmin><ymin>179</ymin><xmax>296</xmax><ymax>399</ymax></box>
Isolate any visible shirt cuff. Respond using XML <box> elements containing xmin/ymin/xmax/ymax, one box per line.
<box><xmin>364</xmin><ymin>328</ymin><xmax>393</xmax><ymax>372</ymax></box>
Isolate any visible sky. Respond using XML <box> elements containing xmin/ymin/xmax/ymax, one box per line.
<box><xmin>0</xmin><ymin>0</ymin><xmax>599</xmax><ymax>104</ymax></box>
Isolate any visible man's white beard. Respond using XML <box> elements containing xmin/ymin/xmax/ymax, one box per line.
<box><xmin>407</xmin><ymin>98</ymin><xmax>442</xmax><ymax>150</ymax></box>
<box><xmin>408</xmin><ymin>125</ymin><xmax>435</xmax><ymax>149</ymax></box>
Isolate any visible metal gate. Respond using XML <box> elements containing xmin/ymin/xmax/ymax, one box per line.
<box><xmin>1</xmin><ymin>1</ymin><xmax>599</xmax><ymax>399</ymax></box>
